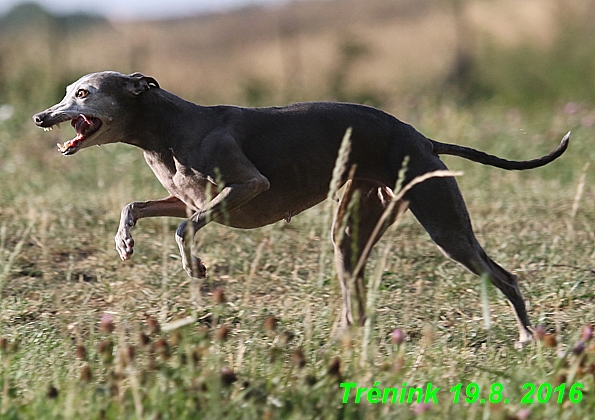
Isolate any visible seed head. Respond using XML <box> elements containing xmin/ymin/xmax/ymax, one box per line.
<box><xmin>99</xmin><ymin>313</ymin><xmax>115</xmax><ymax>334</ymax></box>
<box><xmin>139</xmin><ymin>332</ymin><xmax>151</xmax><ymax>347</ymax></box>
<box><xmin>213</xmin><ymin>287</ymin><xmax>226</xmax><ymax>304</ymax></box>
<box><xmin>122</xmin><ymin>344</ymin><xmax>136</xmax><ymax>364</ymax></box>
<box><xmin>264</xmin><ymin>316</ymin><xmax>278</xmax><ymax>332</ymax></box>
<box><xmin>534</xmin><ymin>325</ymin><xmax>547</xmax><ymax>340</ymax></box>
<box><xmin>179</xmin><ymin>352</ymin><xmax>188</xmax><ymax>366</ymax></box>
<box><xmin>573</xmin><ymin>341</ymin><xmax>586</xmax><ymax>356</ymax></box>
<box><xmin>580</xmin><ymin>325</ymin><xmax>593</xmax><ymax>342</ymax></box>
<box><xmin>413</xmin><ymin>403</ymin><xmax>432</xmax><ymax>415</ymax></box>
<box><xmin>46</xmin><ymin>385</ymin><xmax>59</xmax><ymax>399</ymax></box>
<box><xmin>544</xmin><ymin>333</ymin><xmax>557</xmax><ymax>348</ymax></box>
<box><xmin>555</xmin><ymin>374</ymin><xmax>567</xmax><ymax>386</ymax></box>
<box><xmin>279</xmin><ymin>330</ymin><xmax>294</xmax><ymax>346</ymax></box>
<box><xmin>147</xmin><ymin>317</ymin><xmax>160</xmax><ymax>335</ymax></box>
<box><xmin>391</xmin><ymin>329</ymin><xmax>405</xmax><ymax>345</ymax></box>
<box><xmin>517</xmin><ymin>408</ymin><xmax>531</xmax><ymax>420</ymax></box>
<box><xmin>304</xmin><ymin>374</ymin><xmax>317</xmax><ymax>386</ymax></box>
<box><xmin>215</xmin><ymin>325</ymin><xmax>229</xmax><ymax>341</ymax></box>
<box><xmin>76</xmin><ymin>344</ymin><xmax>87</xmax><ymax>360</ymax></box>
<box><xmin>191</xmin><ymin>349</ymin><xmax>201</xmax><ymax>366</ymax></box>
<box><xmin>291</xmin><ymin>348</ymin><xmax>306</xmax><ymax>368</ymax></box>
<box><xmin>155</xmin><ymin>338</ymin><xmax>171</xmax><ymax>360</ymax></box>
<box><xmin>327</xmin><ymin>357</ymin><xmax>341</xmax><ymax>377</ymax></box>
<box><xmin>80</xmin><ymin>365</ymin><xmax>92</xmax><ymax>382</ymax></box>
<box><xmin>220</xmin><ymin>366</ymin><xmax>238</xmax><ymax>386</ymax></box>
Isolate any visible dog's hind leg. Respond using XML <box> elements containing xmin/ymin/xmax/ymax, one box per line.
<box><xmin>332</xmin><ymin>179</ymin><xmax>404</xmax><ymax>327</ymax></box>
<box><xmin>406</xmin><ymin>163</ymin><xmax>533</xmax><ymax>346</ymax></box>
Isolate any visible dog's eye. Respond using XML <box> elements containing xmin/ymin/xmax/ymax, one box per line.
<box><xmin>76</xmin><ymin>89</ymin><xmax>89</xmax><ymax>99</ymax></box>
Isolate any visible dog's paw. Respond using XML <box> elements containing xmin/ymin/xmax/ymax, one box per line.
<box><xmin>115</xmin><ymin>228</ymin><xmax>135</xmax><ymax>261</ymax></box>
<box><xmin>183</xmin><ymin>255</ymin><xmax>207</xmax><ymax>278</ymax></box>
<box><xmin>116</xmin><ymin>207</ymin><xmax>137</xmax><ymax>260</ymax></box>
<box><xmin>514</xmin><ymin>330</ymin><xmax>534</xmax><ymax>350</ymax></box>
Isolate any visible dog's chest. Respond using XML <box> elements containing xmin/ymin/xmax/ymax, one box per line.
<box><xmin>143</xmin><ymin>151</ymin><xmax>212</xmax><ymax>210</ymax></box>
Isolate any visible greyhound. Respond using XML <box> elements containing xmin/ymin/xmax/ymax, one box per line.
<box><xmin>33</xmin><ymin>71</ymin><xmax>569</xmax><ymax>345</ymax></box>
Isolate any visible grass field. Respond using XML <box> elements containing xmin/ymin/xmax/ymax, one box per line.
<box><xmin>0</xmin><ymin>96</ymin><xmax>594</xmax><ymax>419</ymax></box>
<box><xmin>1</xmin><ymin>1</ymin><xmax>595</xmax><ymax>418</ymax></box>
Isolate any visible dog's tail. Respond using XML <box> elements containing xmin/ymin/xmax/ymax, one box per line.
<box><xmin>430</xmin><ymin>131</ymin><xmax>570</xmax><ymax>170</ymax></box>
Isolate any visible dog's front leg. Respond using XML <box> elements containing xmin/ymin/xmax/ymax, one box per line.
<box><xmin>116</xmin><ymin>195</ymin><xmax>188</xmax><ymax>260</ymax></box>
<box><xmin>175</xmin><ymin>176</ymin><xmax>270</xmax><ymax>278</ymax></box>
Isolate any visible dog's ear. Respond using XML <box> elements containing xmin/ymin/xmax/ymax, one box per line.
<box><xmin>127</xmin><ymin>72</ymin><xmax>160</xmax><ymax>96</ymax></box>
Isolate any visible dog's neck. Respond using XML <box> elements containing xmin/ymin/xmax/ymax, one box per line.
<box><xmin>120</xmin><ymin>88</ymin><xmax>211</xmax><ymax>153</ymax></box>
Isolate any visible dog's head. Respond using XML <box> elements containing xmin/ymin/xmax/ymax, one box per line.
<box><xmin>32</xmin><ymin>71</ymin><xmax>159</xmax><ymax>155</ymax></box>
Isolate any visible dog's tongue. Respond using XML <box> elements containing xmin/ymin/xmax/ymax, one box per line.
<box><xmin>57</xmin><ymin>115</ymin><xmax>93</xmax><ymax>153</ymax></box>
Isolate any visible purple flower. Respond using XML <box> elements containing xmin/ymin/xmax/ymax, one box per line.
<box><xmin>99</xmin><ymin>313</ymin><xmax>115</xmax><ymax>333</ymax></box>
<box><xmin>391</xmin><ymin>329</ymin><xmax>405</xmax><ymax>345</ymax></box>
<box><xmin>580</xmin><ymin>325</ymin><xmax>593</xmax><ymax>342</ymax></box>
<box><xmin>517</xmin><ymin>408</ymin><xmax>531</xmax><ymax>420</ymax></box>
<box><xmin>413</xmin><ymin>403</ymin><xmax>432</xmax><ymax>415</ymax></box>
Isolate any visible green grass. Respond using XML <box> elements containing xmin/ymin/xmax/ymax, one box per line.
<box><xmin>0</xmin><ymin>101</ymin><xmax>594</xmax><ymax>419</ymax></box>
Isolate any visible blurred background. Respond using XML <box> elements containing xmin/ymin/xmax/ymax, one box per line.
<box><xmin>1</xmin><ymin>0</ymin><xmax>595</xmax><ymax>114</ymax></box>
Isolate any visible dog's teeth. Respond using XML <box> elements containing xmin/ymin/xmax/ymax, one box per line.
<box><xmin>56</xmin><ymin>123</ymin><xmax>61</xmax><ymax>129</ymax></box>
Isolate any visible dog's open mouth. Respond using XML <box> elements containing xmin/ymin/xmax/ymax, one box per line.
<box><xmin>55</xmin><ymin>115</ymin><xmax>103</xmax><ymax>155</ymax></box>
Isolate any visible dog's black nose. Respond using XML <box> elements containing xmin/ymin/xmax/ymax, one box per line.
<box><xmin>33</xmin><ymin>113</ymin><xmax>46</xmax><ymax>126</ymax></box>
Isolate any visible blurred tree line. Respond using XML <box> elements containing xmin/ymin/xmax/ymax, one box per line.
<box><xmin>444</xmin><ymin>0</ymin><xmax>595</xmax><ymax>107</ymax></box>
<box><xmin>0</xmin><ymin>2</ymin><xmax>106</xmax><ymax>110</ymax></box>
<box><xmin>1</xmin><ymin>0</ymin><xmax>595</xmax><ymax>112</ymax></box>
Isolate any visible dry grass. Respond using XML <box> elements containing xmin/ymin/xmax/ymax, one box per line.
<box><xmin>1</xmin><ymin>98</ymin><xmax>594</xmax><ymax>418</ymax></box>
